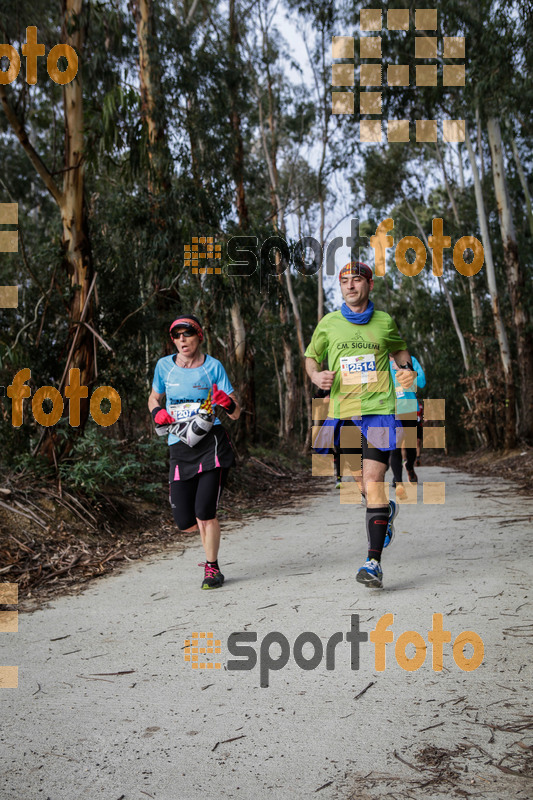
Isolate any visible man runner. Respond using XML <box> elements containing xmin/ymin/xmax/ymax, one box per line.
<box><xmin>305</xmin><ymin>261</ymin><xmax>416</xmax><ymax>588</ymax></box>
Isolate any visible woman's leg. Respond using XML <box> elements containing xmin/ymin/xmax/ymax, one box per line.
<box><xmin>195</xmin><ymin>469</ymin><xmax>229</xmax><ymax>562</ymax></box>
<box><xmin>169</xmin><ymin>476</ymin><xmax>199</xmax><ymax>531</ymax></box>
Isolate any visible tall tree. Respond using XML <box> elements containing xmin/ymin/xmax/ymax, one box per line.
<box><xmin>487</xmin><ymin>117</ymin><xmax>533</xmax><ymax>443</ymax></box>
<box><xmin>1</xmin><ymin>0</ymin><xmax>95</xmax><ymax>453</ymax></box>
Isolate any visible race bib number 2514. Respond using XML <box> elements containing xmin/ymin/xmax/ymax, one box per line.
<box><xmin>340</xmin><ymin>354</ymin><xmax>377</xmax><ymax>385</ymax></box>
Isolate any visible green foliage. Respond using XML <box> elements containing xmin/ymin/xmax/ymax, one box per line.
<box><xmin>55</xmin><ymin>426</ymin><xmax>166</xmax><ymax>500</ymax></box>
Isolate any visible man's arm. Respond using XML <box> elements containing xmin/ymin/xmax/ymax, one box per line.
<box><xmin>305</xmin><ymin>357</ymin><xmax>336</xmax><ymax>391</ymax></box>
<box><xmin>390</xmin><ymin>349</ymin><xmax>415</xmax><ymax>390</ymax></box>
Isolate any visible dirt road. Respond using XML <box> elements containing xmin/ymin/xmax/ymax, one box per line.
<box><xmin>2</xmin><ymin>466</ymin><xmax>532</xmax><ymax>799</ymax></box>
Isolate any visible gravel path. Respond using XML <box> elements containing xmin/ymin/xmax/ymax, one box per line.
<box><xmin>2</xmin><ymin>466</ymin><xmax>532</xmax><ymax>799</ymax></box>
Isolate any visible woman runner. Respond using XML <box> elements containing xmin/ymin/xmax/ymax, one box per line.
<box><xmin>148</xmin><ymin>315</ymin><xmax>240</xmax><ymax>589</ymax></box>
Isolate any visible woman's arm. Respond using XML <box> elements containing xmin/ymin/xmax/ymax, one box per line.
<box><xmin>225</xmin><ymin>392</ymin><xmax>241</xmax><ymax>420</ymax></box>
<box><xmin>148</xmin><ymin>389</ymin><xmax>165</xmax><ymax>413</ymax></box>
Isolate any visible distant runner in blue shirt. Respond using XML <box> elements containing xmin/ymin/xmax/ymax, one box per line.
<box><xmin>389</xmin><ymin>354</ymin><xmax>426</xmax><ymax>497</ymax></box>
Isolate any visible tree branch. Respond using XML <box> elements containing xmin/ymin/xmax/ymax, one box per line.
<box><xmin>0</xmin><ymin>86</ymin><xmax>63</xmax><ymax>207</ymax></box>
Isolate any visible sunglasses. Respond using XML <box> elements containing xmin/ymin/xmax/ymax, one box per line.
<box><xmin>171</xmin><ymin>329</ymin><xmax>196</xmax><ymax>339</ymax></box>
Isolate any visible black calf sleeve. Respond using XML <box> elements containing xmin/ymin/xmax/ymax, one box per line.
<box><xmin>366</xmin><ymin>505</ymin><xmax>389</xmax><ymax>562</ymax></box>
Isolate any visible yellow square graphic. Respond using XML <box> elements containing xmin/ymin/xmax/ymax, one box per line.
<box><xmin>340</xmin><ymin>483</ymin><xmax>363</xmax><ymax>504</ymax></box>
<box><xmin>397</xmin><ymin>425</ymin><xmax>417</xmax><ymax>448</ymax></box>
<box><xmin>0</xmin><ymin>611</ymin><xmax>18</xmax><ymax>633</ymax></box>
<box><xmin>395</xmin><ymin>482</ymin><xmax>417</xmax><ymax>504</ymax></box>
<box><xmin>192</xmin><ymin>237</ymin><xmax>198</xmax><ymax>243</ymax></box>
<box><xmin>332</xmin><ymin>64</ymin><xmax>354</xmax><ymax>86</ymax></box>
<box><xmin>443</xmin><ymin>119</ymin><xmax>465</xmax><ymax>142</ymax></box>
<box><xmin>416</xmin><ymin>120</ymin><xmax>437</xmax><ymax>142</ymax></box>
<box><xmin>0</xmin><ymin>203</ymin><xmax>18</xmax><ymax>224</ymax></box>
<box><xmin>312</xmin><ymin>424</ymin><xmax>334</xmax><ymax>452</ymax></box>
<box><xmin>443</xmin><ymin>36</ymin><xmax>465</xmax><ymax>58</ymax></box>
<box><xmin>332</xmin><ymin>92</ymin><xmax>354</xmax><ymax>115</ymax></box>
<box><xmin>416</xmin><ymin>65</ymin><xmax>437</xmax><ymax>86</ymax></box>
<box><xmin>340</xmin><ymin>453</ymin><xmax>362</xmax><ymax>476</ymax></box>
<box><xmin>0</xmin><ymin>286</ymin><xmax>19</xmax><ymax>308</ymax></box>
<box><xmin>332</xmin><ymin>36</ymin><xmax>354</xmax><ymax>58</ymax></box>
<box><xmin>360</xmin><ymin>9</ymin><xmax>382</xmax><ymax>31</ymax></box>
<box><xmin>360</xmin><ymin>37</ymin><xmax>381</xmax><ymax>59</ymax></box>
<box><xmin>423</xmin><ymin>482</ymin><xmax>445</xmax><ymax>504</ymax></box>
<box><xmin>388</xmin><ymin>120</ymin><xmax>410</xmax><ymax>142</ymax></box>
<box><xmin>415</xmin><ymin>9</ymin><xmax>437</xmax><ymax>30</ymax></box>
<box><xmin>366</xmin><ymin>426</ymin><xmax>390</xmax><ymax>449</ymax></box>
<box><xmin>312</xmin><ymin>398</ymin><xmax>329</xmax><ymax>422</ymax></box>
<box><xmin>339</xmin><ymin>425</ymin><xmax>362</xmax><ymax>449</ymax></box>
<box><xmin>0</xmin><ymin>584</ymin><xmax>18</xmax><ymax>604</ymax></box>
<box><xmin>423</xmin><ymin>427</ymin><xmax>446</xmax><ymax>448</ymax></box>
<box><xmin>0</xmin><ymin>666</ymin><xmax>18</xmax><ymax>688</ymax></box>
<box><xmin>312</xmin><ymin>454</ymin><xmax>333</xmax><ymax>477</ymax></box>
<box><xmin>360</xmin><ymin>64</ymin><xmax>381</xmax><ymax>86</ymax></box>
<box><xmin>0</xmin><ymin>231</ymin><xmax>18</xmax><ymax>252</ymax></box>
<box><xmin>388</xmin><ymin>65</ymin><xmax>409</xmax><ymax>86</ymax></box>
<box><xmin>443</xmin><ymin>65</ymin><xmax>465</xmax><ymax>86</ymax></box>
<box><xmin>366</xmin><ymin>481</ymin><xmax>389</xmax><ymax>506</ymax></box>
<box><xmin>424</xmin><ymin>399</ymin><xmax>445</xmax><ymax>420</ymax></box>
<box><xmin>184</xmin><ymin>632</ymin><xmax>221</xmax><ymax>668</ymax></box>
<box><xmin>360</xmin><ymin>91</ymin><xmax>382</xmax><ymax>115</ymax></box>
<box><xmin>387</xmin><ymin>9</ymin><xmax>409</xmax><ymax>30</ymax></box>
<box><xmin>360</xmin><ymin>120</ymin><xmax>382</xmax><ymax>143</ymax></box>
<box><xmin>415</xmin><ymin>37</ymin><xmax>437</xmax><ymax>59</ymax></box>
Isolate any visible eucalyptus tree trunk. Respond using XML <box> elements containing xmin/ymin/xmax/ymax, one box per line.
<box><xmin>0</xmin><ymin>0</ymin><xmax>95</xmax><ymax>455</ymax></box>
<box><xmin>404</xmin><ymin>196</ymin><xmax>470</xmax><ymax>372</ymax></box>
<box><xmin>227</xmin><ymin>0</ymin><xmax>255</xmax><ymax>449</ymax></box>
<box><xmin>465</xmin><ymin>126</ymin><xmax>516</xmax><ymax>448</ymax></box>
<box><xmin>435</xmin><ymin>142</ymin><xmax>481</xmax><ymax>334</ymax></box>
<box><xmin>132</xmin><ymin>0</ymin><xmax>171</xmax><ymax>196</ymax></box>
<box><xmin>487</xmin><ymin>118</ymin><xmax>533</xmax><ymax>443</ymax></box>
<box><xmin>511</xmin><ymin>137</ymin><xmax>533</xmax><ymax>240</ymax></box>
<box><xmin>255</xmin><ymin>38</ymin><xmax>310</xmax><ymax>444</ymax></box>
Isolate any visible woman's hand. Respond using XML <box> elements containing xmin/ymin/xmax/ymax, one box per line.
<box><xmin>212</xmin><ymin>384</ymin><xmax>236</xmax><ymax>414</ymax></box>
<box><xmin>152</xmin><ymin>407</ymin><xmax>175</xmax><ymax>425</ymax></box>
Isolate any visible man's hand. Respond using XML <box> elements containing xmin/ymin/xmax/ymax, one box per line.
<box><xmin>312</xmin><ymin>370</ymin><xmax>336</xmax><ymax>391</ymax></box>
<box><xmin>396</xmin><ymin>369</ymin><xmax>416</xmax><ymax>390</ymax></box>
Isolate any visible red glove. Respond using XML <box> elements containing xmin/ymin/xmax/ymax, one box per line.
<box><xmin>212</xmin><ymin>384</ymin><xmax>236</xmax><ymax>413</ymax></box>
<box><xmin>152</xmin><ymin>407</ymin><xmax>175</xmax><ymax>425</ymax></box>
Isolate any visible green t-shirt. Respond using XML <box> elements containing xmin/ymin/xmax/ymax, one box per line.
<box><xmin>305</xmin><ymin>309</ymin><xmax>407</xmax><ymax>418</ymax></box>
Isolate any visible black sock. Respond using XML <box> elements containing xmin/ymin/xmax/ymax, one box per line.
<box><xmin>366</xmin><ymin>505</ymin><xmax>389</xmax><ymax>562</ymax></box>
<box><xmin>207</xmin><ymin>559</ymin><xmax>219</xmax><ymax>570</ymax></box>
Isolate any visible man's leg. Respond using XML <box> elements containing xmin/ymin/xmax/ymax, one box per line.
<box><xmin>356</xmin><ymin>456</ymin><xmax>389</xmax><ymax>587</ymax></box>
<box><xmin>389</xmin><ymin>447</ymin><xmax>403</xmax><ymax>485</ymax></box>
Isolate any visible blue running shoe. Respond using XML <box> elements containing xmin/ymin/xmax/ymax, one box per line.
<box><xmin>356</xmin><ymin>558</ymin><xmax>383</xmax><ymax>588</ymax></box>
<box><xmin>383</xmin><ymin>499</ymin><xmax>399</xmax><ymax>548</ymax></box>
